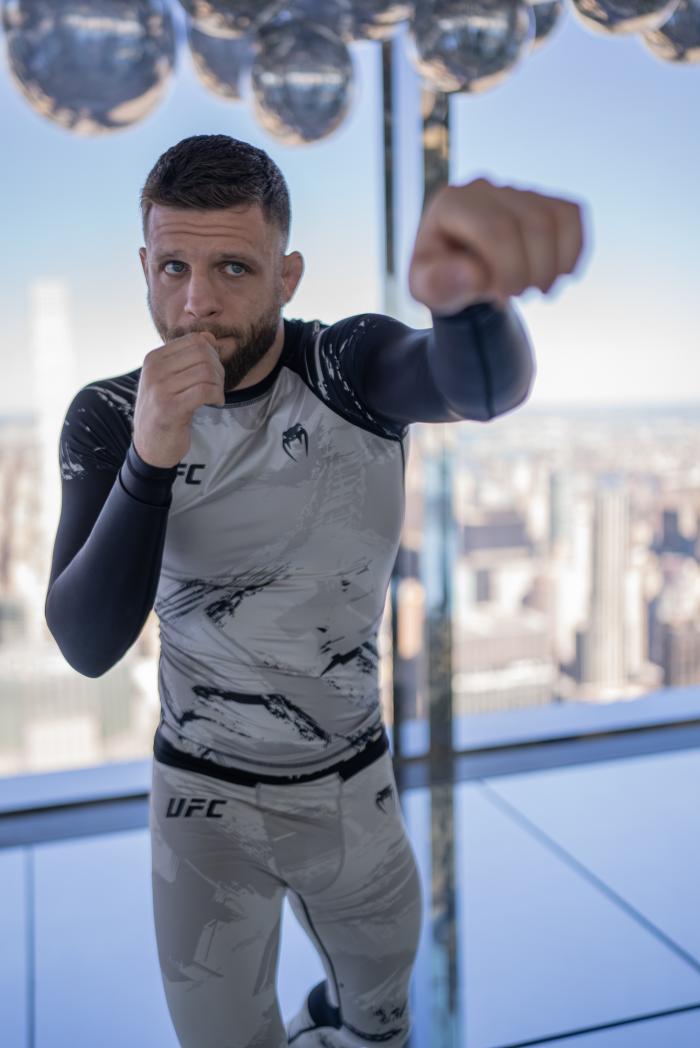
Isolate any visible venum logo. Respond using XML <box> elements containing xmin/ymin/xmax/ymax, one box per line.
<box><xmin>375</xmin><ymin>785</ymin><xmax>394</xmax><ymax>814</ymax></box>
<box><xmin>282</xmin><ymin>424</ymin><xmax>309</xmax><ymax>461</ymax></box>
<box><xmin>166</xmin><ymin>797</ymin><xmax>226</xmax><ymax>818</ymax></box>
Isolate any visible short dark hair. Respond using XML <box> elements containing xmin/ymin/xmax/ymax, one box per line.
<box><xmin>139</xmin><ymin>134</ymin><xmax>290</xmax><ymax>256</ymax></box>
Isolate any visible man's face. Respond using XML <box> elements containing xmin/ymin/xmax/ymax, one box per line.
<box><xmin>139</xmin><ymin>202</ymin><xmax>302</xmax><ymax>392</ymax></box>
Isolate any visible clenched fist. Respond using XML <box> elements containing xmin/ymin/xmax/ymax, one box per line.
<box><xmin>408</xmin><ymin>177</ymin><xmax>588</xmax><ymax>315</ymax></box>
<box><xmin>132</xmin><ymin>332</ymin><xmax>226</xmax><ymax>469</ymax></box>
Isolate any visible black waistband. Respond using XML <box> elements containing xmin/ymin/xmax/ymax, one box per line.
<box><xmin>153</xmin><ymin>725</ymin><xmax>390</xmax><ymax>787</ymax></box>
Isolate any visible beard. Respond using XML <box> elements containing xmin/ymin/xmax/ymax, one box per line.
<box><xmin>146</xmin><ymin>284</ymin><xmax>284</xmax><ymax>393</ymax></box>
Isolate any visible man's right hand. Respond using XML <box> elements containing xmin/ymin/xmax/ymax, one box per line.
<box><xmin>133</xmin><ymin>332</ymin><xmax>226</xmax><ymax>469</ymax></box>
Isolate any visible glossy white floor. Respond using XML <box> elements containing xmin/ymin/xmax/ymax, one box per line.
<box><xmin>2</xmin><ymin>743</ymin><xmax>699</xmax><ymax>1047</ymax></box>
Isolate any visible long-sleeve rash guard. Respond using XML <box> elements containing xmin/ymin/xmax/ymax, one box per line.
<box><xmin>45</xmin><ymin>300</ymin><xmax>535</xmax><ymax>779</ymax></box>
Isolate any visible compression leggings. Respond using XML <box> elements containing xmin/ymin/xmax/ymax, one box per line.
<box><xmin>148</xmin><ymin>738</ymin><xmax>423</xmax><ymax>1047</ymax></box>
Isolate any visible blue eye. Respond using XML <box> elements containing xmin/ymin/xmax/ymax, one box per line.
<box><xmin>162</xmin><ymin>261</ymin><xmax>249</xmax><ymax>275</ymax></box>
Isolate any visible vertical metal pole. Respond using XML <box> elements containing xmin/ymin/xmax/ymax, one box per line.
<box><xmin>421</xmin><ymin>85</ymin><xmax>459</xmax><ymax>1048</ymax></box>
<box><xmin>381</xmin><ymin>35</ymin><xmax>407</xmax><ymax>772</ymax></box>
<box><xmin>380</xmin><ymin>30</ymin><xmax>459</xmax><ymax>1046</ymax></box>
<box><xmin>421</xmin><ymin>88</ymin><xmax>455</xmax><ymax>762</ymax></box>
<box><xmin>382</xmin><ymin>36</ymin><xmax>398</xmax><ymax>319</ymax></box>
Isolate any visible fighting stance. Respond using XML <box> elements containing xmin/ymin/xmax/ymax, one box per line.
<box><xmin>45</xmin><ymin>135</ymin><xmax>585</xmax><ymax>1047</ymax></box>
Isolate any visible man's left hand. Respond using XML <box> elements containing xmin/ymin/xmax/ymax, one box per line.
<box><xmin>408</xmin><ymin>177</ymin><xmax>587</xmax><ymax>316</ymax></box>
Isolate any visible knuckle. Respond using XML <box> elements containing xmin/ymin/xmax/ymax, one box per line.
<box><xmin>569</xmin><ymin>200</ymin><xmax>585</xmax><ymax>232</ymax></box>
<box><xmin>488</xmin><ymin>211</ymin><xmax>518</xmax><ymax>240</ymax></box>
<box><xmin>524</xmin><ymin>208</ymin><xmax>555</xmax><ymax>236</ymax></box>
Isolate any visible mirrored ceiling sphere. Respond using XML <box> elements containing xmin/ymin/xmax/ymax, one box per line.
<box><xmin>175</xmin><ymin>0</ymin><xmax>287</xmax><ymax>39</ymax></box>
<box><xmin>408</xmin><ymin>0</ymin><xmax>536</xmax><ymax>93</ymax></box>
<box><xmin>641</xmin><ymin>0</ymin><xmax>700</xmax><ymax>59</ymax></box>
<box><xmin>259</xmin><ymin>0</ymin><xmax>357</xmax><ymax>42</ymax></box>
<box><xmin>569</xmin><ymin>0</ymin><xmax>680</xmax><ymax>35</ymax></box>
<box><xmin>1</xmin><ymin>0</ymin><xmax>176</xmax><ymax>134</ymax></box>
<box><xmin>186</xmin><ymin>18</ymin><xmax>254</xmax><ymax>99</ymax></box>
<box><xmin>527</xmin><ymin>0</ymin><xmax>565</xmax><ymax>52</ymax></box>
<box><xmin>248</xmin><ymin>15</ymin><xmax>354</xmax><ymax>144</ymax></box>
<box><xmin>345</xmin><ymin>0</ymin><xmax>416</xmax><ymax>41</ymax></box>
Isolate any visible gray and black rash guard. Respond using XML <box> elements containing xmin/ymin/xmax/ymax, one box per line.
<box><xmin>45</xmin><ymin>301</ymin><xmax>535</xmax><ymax>779</ymax></box>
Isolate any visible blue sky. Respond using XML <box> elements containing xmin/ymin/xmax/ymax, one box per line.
<box><xmin>1</xmin><ymin>4</ymin><xmax>698</xmax><ymax>414</ymax></box>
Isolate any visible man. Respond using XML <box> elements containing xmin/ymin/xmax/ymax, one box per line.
<box><xmin>45</xmin><ymin>134</ymin><xmax>585</xmax><ymax>1048</ymax></box>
